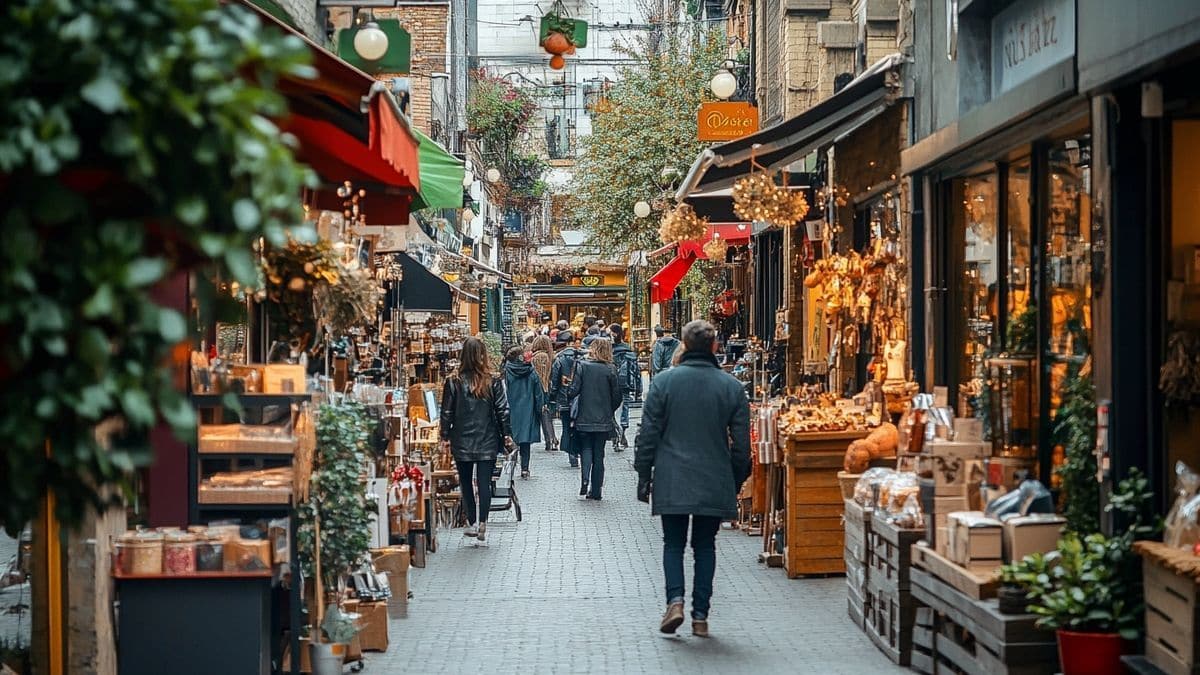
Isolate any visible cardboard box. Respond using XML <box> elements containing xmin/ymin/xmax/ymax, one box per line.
<box><xmin>371</xmin><ymin>545</ymin><xmax>411</xmax><ymax>577</ymax></box>
<box><xmin>948</xmin><ymin>511</ymin><xmax>1002</xmax><ymax>565</ymax></box>
<box><xmin>357</xmin><ymin>601</ymin><xmax>389</xmax><ymax>652</ymax></box>
<box><xmin>928</xmin><ymin>456</ymin><xmax>984</xmax><ymax>496</ymax></box>
<box><xmin>1003</xmin><ymin>514</ymin><xmax>1065</xmax><ymax>563</ymax></box>
<box><xmin>389</xmin><ymin>567</ymin><xmax>409</xmax><ymax>602</ymax></box>
<box><xmin>926</xmin><ymin>439</ymin><xmax>991</xmax><ymax>459</ymax></box>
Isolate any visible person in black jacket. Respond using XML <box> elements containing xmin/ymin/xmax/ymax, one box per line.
<box><xmin>650</xmin><ymin>325</ymin><xmax>680</xmax><ymax>378</ymax></box>
<box><xmin>440</xmin><ymin>336</ymin><xmax>514</xmax><ymax>546</ymax></box>
<box><xmin>565</xmin><ymin>337</ymin><xmax>622</xmax><ymax>500</ymax></box>
<box><xmin>549</xmin><ymin>331</ymin><xmax>583</xmax><ymax>468</ymax></box>
<box><xmin>634</xmin><ymin>320</ymin><xmax>751</xmax><ymax>637</ymax></box>
<box><xmin>608</xmin><ymin>325</ymin><xmax>642</xmax><ymax>449</ymax></box>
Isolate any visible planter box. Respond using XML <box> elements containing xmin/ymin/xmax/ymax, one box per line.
<box><xmin>1137</xmin><ymin>541</ymin><xmax>1200</xmax><ymax>675</ymax></box>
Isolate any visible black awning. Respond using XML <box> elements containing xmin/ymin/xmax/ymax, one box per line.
<box><xmin>386</xmin><ymin>252</ymin><xmax>453</xmax><ymax>312</ymax></box>
<box><xmin>677</xmin><ymin>54</ymin><xmax>905</xmax><ymax>196</ymax></box>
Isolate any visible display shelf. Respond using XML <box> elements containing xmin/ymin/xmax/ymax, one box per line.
<box><xmin>112</xmin><ymin>569</ymin><xmax>272</xmax><ymax>580</ymax></box>
<box><xmin>195</xmin><ymin>502</ymin><xmax>292</xmax><ymax>513</ymax></box>
<box><xmin>191</xmin><ymin>393</ymin><xmax>311</xmax><ymax>407</ymax></box>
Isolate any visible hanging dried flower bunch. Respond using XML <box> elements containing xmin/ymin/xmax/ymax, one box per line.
<box><xmin>703</xmin><ymin>237</ymin><xmax>728</xmax><ymax>261</ymax></box>
<box><xmin>658</xmin><ymin>203</ymin><xmax>708</xmax><ymax>244</ymax></box>
<box><xmin>732</xmin><ymin>172</ymin><xmax>810</xmax><ymax>226</ymax></box>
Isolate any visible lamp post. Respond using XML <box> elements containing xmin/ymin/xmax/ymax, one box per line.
<box><xmin>710</xmin><ymin>61</ymin><xmax>738</xmax><ymax>101</ymax></box>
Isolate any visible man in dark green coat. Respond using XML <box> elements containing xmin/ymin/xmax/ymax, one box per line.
<box><xmin>634</xmin><ymin>320</ymin><xmax>750</xmax><ymax>638</ymax></box>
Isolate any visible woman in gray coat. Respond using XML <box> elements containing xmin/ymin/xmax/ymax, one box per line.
<box><xmin>440</xmin><ymin>337</ymin><xmax>515</xmax><ymax>545</ymax></box>
<box><xmin>634</xmin><ymin>320</ymin><xmax>751</xmax><ymax>637</ymax></box>
<box><xmin>565</xmin><ymin>337</ymin><xmax>622</xmax><ymax>500</ymax></box>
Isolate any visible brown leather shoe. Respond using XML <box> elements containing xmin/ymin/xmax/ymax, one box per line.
<box><xmin>659</xmin><ymin>602</ymin><xmax>684</xmax><ymax>634</ymax></box>
<box><xmin>692</xmin><ymin>620</ymin><xmax>709</xmax><ymax>637</ymax></box>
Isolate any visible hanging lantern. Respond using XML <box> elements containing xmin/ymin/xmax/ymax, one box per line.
<box><xmin>658</xmin><ymin>203</ymin><xmax>708</xmax><ymax>244</ymax></box>
<box><xmin>703</xmin><ymin>237</ymin><xmax>728</xmax><ymax>261</ymax></box>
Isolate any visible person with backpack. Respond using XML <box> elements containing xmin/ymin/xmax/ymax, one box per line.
<box><xmin>609</xmin><ymin>325</ymin><xmax>642</xmax><ymax>450</ymax></box>
<box><xmin>650</xmin><ymin>325</ymin><xmax>680</xmax><ymax>378</ymax></box>
<box><xmin>439</xmin><ymin>336</ymin><xmax>516</xmax><ymax>546</ymax></box>
<box><xmin>503</xmin><ymin>346</ymin><xmax>543</xmax><ymax>480</ymax></box>
<box><xmin>549</xmin><ymin>330</ymin><xmax>583</xmax><ymax>468</ymax></box>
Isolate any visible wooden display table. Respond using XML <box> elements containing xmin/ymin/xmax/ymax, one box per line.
<box><xmin>781</xmin><ymin>430</ymin><xmax>868</xmax><ymax>577</ymax></box>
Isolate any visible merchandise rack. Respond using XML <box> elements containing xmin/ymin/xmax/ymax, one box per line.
<box><xmin>189</xmin><ymin>392</ymin><xmax>311</xmax><ymax>675</ymax></box>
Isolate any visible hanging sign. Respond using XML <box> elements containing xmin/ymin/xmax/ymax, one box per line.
<box><xmin>990</xmin><ymin>0</ymin><xmax>1074</xmax><ymax>97</ymax></box>
<box><xmin>337</xmin><ymin>20</ymin><xmax>412</xmax><ymax>74</ymax></box>
<box><xmin>698</xmin><ymin>102</ymin><xmax>759</xmax><ymax>142</ymax></box>
<box><xmin>578</xmin><ymin>274</ymin><xmax>603</xmax><ymax>287</ymax></box>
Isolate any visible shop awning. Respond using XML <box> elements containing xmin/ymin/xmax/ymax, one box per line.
<box><xmin>411</xmin><ymin>128</ymin><xmax>466</xmax><ymax>211</ymax></box>
<box><xmin>647</xmin><ymin>223</ymin><xmax>755</xmax><ymax>304</ymax></box>
<box><xmin>676</xmin><ymin>54</ymin><xmax>906</xmax><ymax>198</ymax></box>
<box><xmin>386</xmin><ymin>252</ymin><xmax>454</xmax><ymax>312</ymax></box>
<box><xmin>650</xmin><ymin>252</ymin><xmax>695</xmax><ymax>304</ymax></box>
<box><xmin>242</xmin><ymin>0</ymin><xmax>421</xmax><ymax>224</ymax></box>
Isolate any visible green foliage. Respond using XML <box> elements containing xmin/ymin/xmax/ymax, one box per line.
<box><xmin>0</xmin><ymin>0</ymin><xmax>316</xmax><ymax>533</ymax></box>
<box><xmin>297</xmin><ymin>403</ymin><xmax>374</xmax><ymax>589</ymax></box>
<box><xmin>573</xmin><ymin>27</ymin><xmax>728</xmax><ymax>255</ymax></box>
<box><xmin>1002</xmin><ymin>469</ymin><xmax>1162</xmax><ymax>639</ymax></box>
<box><xmin>467</xmin><ymin>72</ymin><xmax>547</xmax><ymax>213</ymax></box>
<box><xmin>1006</xmin><ymin>303</ymin><xmax>1038</xmax><ymax>354</ymax></box>
<box><xmin>682</xmin><ymin>260</ymin><xmax>722</xmax><ymax>319</ymax></box>
<box><xmin>1054</xmin><ymin>367</ymin><xmax>1100</xmax><ymax>536</ymax></box>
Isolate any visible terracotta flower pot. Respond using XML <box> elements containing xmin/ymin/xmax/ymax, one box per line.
<box><xmin>1056</xmin><ymin>629</ymin><xmax>1133</xmax><ymax>675</ymax></box>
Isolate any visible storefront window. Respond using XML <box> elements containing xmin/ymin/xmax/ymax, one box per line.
<box><xmin>1006</xmin><ymin>160</ymin><xmax>1033</xmax><ymax>329</ymax></box>
<box><xmin>1045</xmin><ymin>137</ymin><xmax>1093</xmax><ymax>407</ymax></box>
<box><xmin>955</xmin><ymin>172</ymin><xmax>999</xmax><ymax>416</ymax></box>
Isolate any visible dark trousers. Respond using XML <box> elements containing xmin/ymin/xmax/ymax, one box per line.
<box><xmin>661</xmin><ymin>514</ymin><xmax>722</xmax><ymax>620</ymax></box>
<box><xmin>558</xmin><ymin>410</ymin><xmax>578</xmax><ymax>466</ymax></box>
<box><xmin>540</xmin><ymin>405</ymin><xmax>558</xmax><ymax>449</ymax></box>
<box><xmin>457</xmin><ymin>459</ymin><xmax>496</xmax><ymax>525</ymax></box>
<box><xmin>518</xmin><ymin>442</ymin><xmax>531</xmax><ymax>472</ymax></box>
<box><xmin>576</xmin><ymin>431</ymin><xmax>607</xmax><ymax>498</ymax></box>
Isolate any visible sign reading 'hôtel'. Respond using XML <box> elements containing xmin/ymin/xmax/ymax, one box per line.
<box><xmin>698</xmin><ymin>101</ymin><xmax>759</xmax><ymax>142</ymax></box>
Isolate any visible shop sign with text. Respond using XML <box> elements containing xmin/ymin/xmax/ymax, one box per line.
<box><xmin>990</xmin><ymin>0</ymin><xmax>1074</xmax><ymax>97</ymax></box>
<box><xmin>698</xmin><ymin>102</ymin><xmax>759</xmax><ymax>141</ymax></box>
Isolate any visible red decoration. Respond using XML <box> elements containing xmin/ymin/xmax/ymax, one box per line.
<box><xmin>549</xmin><ymin>54</ymin><xmax>565</xmax><ymax>70</ymax></box>
<box><xmin>542</xmin><ymin>31</ymin><xmax>570</xmax><ymax>55</ymax></box>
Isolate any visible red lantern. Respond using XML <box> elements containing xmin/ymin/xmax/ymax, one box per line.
<box><xmin>549</xmin><ymin>54</ymin><xmax>565</xmax><ymax>70</ymax></box>
<box><xmin>542</xmin><ymin>31</ymin><xmax>570</xmax><ymax>55</ymax></box>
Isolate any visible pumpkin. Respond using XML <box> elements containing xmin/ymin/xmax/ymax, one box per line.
<box><xmin>866</xmin><ymin>422</ymin><xmax>900</xmax><ymax>457</ymax></box>
<box><xmin>543</xmin><ymin>31</ymin><xmax>571</xmax><ymax>55</ymax></box>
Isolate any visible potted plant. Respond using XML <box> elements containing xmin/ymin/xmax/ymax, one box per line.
<box><xmin>297</xmin><ymin>403</ymin><xmax>374</xmax><ymax>671</ymax></box>
<box><xmin>1004</xmin><ymin>469</ymin><xmax>1161</xmax><ymax>675</ymax></box>
<box><xmin>308</xmin><ymin>604</ymin><xmax>358</xmax><ymax>675</ymax></box>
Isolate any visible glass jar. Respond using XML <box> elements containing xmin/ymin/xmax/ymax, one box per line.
<box><xmin>162</xmin><ymin>531</ymin><xmax>198</xmax><ymax>575</ymax></box>
<box><xmin>195</xmin><ymin>534</ymin><xmax>224</xmax><ymax>572</ymax></box>
<box><xmin>115</xmin><ymin>530</ymin><xmax>163</xmax><ymax>575</ymax></box>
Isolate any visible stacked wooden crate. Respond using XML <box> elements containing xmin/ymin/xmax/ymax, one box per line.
<box><xmin>844</xmin><ymin>498</ymin><xmax>872</xmax><ymax>628</ymax></box>
<box><xmin>864</xmin><ymin>510</ymin><xmax>923</xmax><ymax>665</ymax></box>
<box><xmin>781</xmin><ymin>431</ymin><xmax>867</xmax><ymax>577</ymax></box>
<box><xmin>1136</xmin><ymin>541</ymin><xmax>1200</xmax><ymax>675</ymax></box>
<box><xmin>909</xmin><ymin>544</ymin><xmax>1057</xmax><ymax>675</ymax></box>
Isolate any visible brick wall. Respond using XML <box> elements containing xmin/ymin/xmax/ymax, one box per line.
<box><xmin>329</xmin><ymin>5</ymin><xmax>450</xmax><ymax>136</ymax></box>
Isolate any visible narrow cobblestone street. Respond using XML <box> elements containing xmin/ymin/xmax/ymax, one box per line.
<box><xmin>376</xmin><ymin>408</ymin><xmax>906</xmax><ymax>674</ymax></box>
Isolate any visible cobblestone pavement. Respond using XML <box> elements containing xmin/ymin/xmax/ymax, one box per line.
<box><xmin>372</xmin><ymin>407</ymin><xmax>907</xmax><ymax>674</ymax></box>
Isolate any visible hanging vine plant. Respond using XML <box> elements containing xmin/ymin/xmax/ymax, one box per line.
<box><xmin>0</xmin><ymin>0</ymin><xmax>316</xmax><ymax>533</ymax></box>
<box><xmin>466</xmin><ymin>71</ymin><xmax>548</xmax><ymax>213</ymax></box>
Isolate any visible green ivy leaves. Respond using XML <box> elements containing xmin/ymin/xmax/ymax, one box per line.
<box><xmin>0</xmin><ymin>0</ymin><xmax>313</xmax><ymax>533</ymax></box>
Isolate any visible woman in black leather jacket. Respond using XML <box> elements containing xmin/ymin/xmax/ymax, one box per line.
<box><xmin>565</xmin><ymin>337</ymin><xmax>622</xmax><ymax>500</ymax></box>
<box><xmin>440</xmin><ymin>337</ymin><xmax>514</xmax><ymax>545</ymax></box>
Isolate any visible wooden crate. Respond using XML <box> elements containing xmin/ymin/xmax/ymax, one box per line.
<box><xmin>869</xmin><ymin>511</ymin><xmax>923</xmax><ymax>593</ymax></box>
<box><xmin>844</xmin><ymin>499</ymin><xmax>873</xmax><ymax>563</ymax></box>
<box><xmin>845</xmin><ymin>499</ymin><xmax>872</xmax><ymax>628</ymax></box>
<box><xmin>865</xmin><ymin>573</ymin><xmax>916</xmax><ymax>665</ymax></box>
<box><xmin>911</xmin><ymin>542</ymin><xmax>999</xmax><ymax>600</ymax></box>
<box><xmin>909</xmin><ymin>566</ymin><xmax>1058</xmax><ymax>675</ymax></box>
<box><xmin>782</xmin><ymin>431</ymin><xmax>865</xmax><ymax>577</ymax></box>
<box><xmin>1141</xmin><ymin>548</ymin><xmax>1200</xmax><ymax>675</ymax></box>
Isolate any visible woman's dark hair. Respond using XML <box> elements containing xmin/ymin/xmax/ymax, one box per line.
<box><xmin>505</xmin><ymin>346</ymin><xmax>525</xmax><ymax>363</ymax></box>
<box><xmin>459</xmin><ymin>336</ymin><xmax>493</xmax><ymax>398</ymax></box>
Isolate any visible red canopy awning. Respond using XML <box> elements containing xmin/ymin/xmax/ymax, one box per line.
<box><xmin>649</xmin><ymin>251</ymin><xmax>696</xmax><ymax>304</ymax></box>
<box><xmin>242</xmin><ymin>0</ymin><xmax>420</xmax><ymax>224</ymax></box>
<box><xmin>649</xmin><ymin>222</ymin><xmax>754</xmax><ymax>303</ymax></box>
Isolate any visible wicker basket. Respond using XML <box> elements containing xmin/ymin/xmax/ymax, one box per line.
<box><xmin>838</xmin><ymin>471</ymin><xmax>862</xmax><ymax>500</ymax></box>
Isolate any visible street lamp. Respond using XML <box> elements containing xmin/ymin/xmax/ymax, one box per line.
<box><xmin>633</xmin><ymin>201</ymin><xmax>652</xmax><ymax>219</ymax></box>
<box><xmin>486</xmin><ymin>168</ymin><xmax>501</xmax><ymax>183</ymax></box>
<box><xmin>710</xmin><ymin>60</ymin><xmax>738</xmax><ymax>100</ymax></box>
<box><xmin>353</xmin><ymin>21</ymin><xmax>389</xmax><ymax>61</ymax></box>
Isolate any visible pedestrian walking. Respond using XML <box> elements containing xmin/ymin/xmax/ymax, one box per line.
<box><xmin>608</xmin><ymin>325</ymin><xmax>642</xmax><ymax>450</ymax></box>
<box><xmin>650</xmin><ymin>325</ymin><xmax>679</xmax><ymax>378</ymax></box>
<box><xmin>565</xmin><ymin>337</ymin><xmax>621</xmax><ymax>500</ymax></box>
<box><xmin>529</xmin><ymin>335</ymin><xmax>558</xmax><ymax>452</ymax></box>
<box><xmin>439</xmin><ymin>336</ymin><xmax>516</xmax><ymax>546</ymax></box>
<box><xmin>549</xmin><ymin>330</ymin><xmax>583</xmax><ymax>468</ymax></box>
<box><xmin>634</xmin><ymin>320</ymin><xmax>751</xmax><ymax>637</ymax></box>
<box><xmin>503</xmin><ymin>347</ymin><xmax>543</xmax><ymax>480</ymax></box>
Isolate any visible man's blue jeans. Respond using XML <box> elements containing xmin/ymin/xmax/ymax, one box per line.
<box><xmin>619</xmin><ymin>392</ymin><xmax>632</xmax><ymax>429</ymax></box>
<box><xmin>661</xmin><ymin>514</ymin><xmax>722</xmax><ymax>620</ymax></box>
